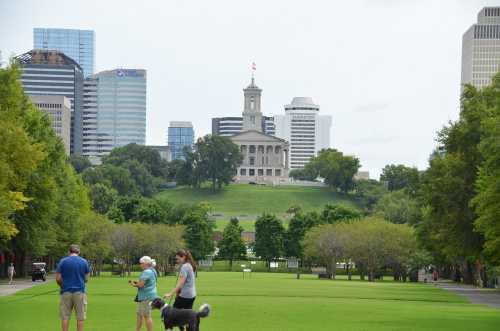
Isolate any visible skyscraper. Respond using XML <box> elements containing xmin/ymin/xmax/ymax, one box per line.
<box><xmin>274</xmin><ymin>97</ymin><xmax>332</xmax><ymax>169</ymax></box>
<box><xmin>462</xmin><ymin>7</ymin><xmax>500</xmax><ymax>88</ymax></box>
<box><xmin>168</xmin><ymin>121</ymin><xmax>194</xmax><ymax>160</ymax></box>
<box><xmin>211</xmin><ymin>116</ymin><xmax>275</xmax><ymax>136</ymax></box>
<box><xmin>34</xmin><ymin>28</ymin><xmax>95</xmax><ymax>77</ymax></box>
<box><xmin>29</xmin><ymin>95</ymin><xmax>72</xmax><ymax>155</ymax></box>
<box><xmin>82</xmin><ymin>69</ymin><xmax>147</xmax><ymax>163</ymax></box>
<box><xmin>16</xmin><ymin>49</ymin><xmax>84</xmax><ymax>154</ymax></box>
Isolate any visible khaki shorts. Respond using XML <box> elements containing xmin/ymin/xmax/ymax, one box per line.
<box><xmin>137</xmin><ymin>300</ymin><xmax>152</xmax><ymax>317</ymax></box>
<box><xmin>60</xmin><ymin>292</ymin><xmax>87</xmax><ymax>321</ymax></box>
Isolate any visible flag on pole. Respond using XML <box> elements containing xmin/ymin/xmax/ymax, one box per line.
<box><xmin>252</xmin><ymin>62</ymin><xmax>256</xmax><ymax>71</ymax></box>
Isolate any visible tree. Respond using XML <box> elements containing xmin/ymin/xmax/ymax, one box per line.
<box><xmin>1</xmin><ymin>63</ymin><xmax>91</xmax><ymax>274</ymax></box>
<box><xmin>305</xmin><ymin>149</ymin><xmax>360</xmax><ymax>193</ymax></box>
<box><xmin>196</xmin><ymin>134</ymin><xmax>243</xmax><ymax>191</ymax></box>
<box><xmin>120</xmin><ymin>159</ymin><xmax>157</xmax><ymax>197</ymax></box>
<box><xmin>80</xmin><ymin>213</ymin><xmax>114</xmax><ymax>276</ymax></box>
<box><xmin>320</xmin><ymin>204</ymin><xmax>361</xmax><ymax>224</ymax></box>
<box><xmin>285</xmin><ymin>211</ymin><xmax>321</xmax><ymax>258</ymax></box>
<box><xmin>289</xmin><ymin>168</ymin><xmax>316</xmax><ymax>181</ymax></box>
<box><xmin>380</xmin><ymin>164</ymin><xmax>420</xmax><ymax>195</ymax></box>
<box><xmin>111</xmin><ymin>223</ymin><xmax>140</xmax><ymax>276</ymax></box>
<box><xmin>181</xmin><ymin>206</ymin><xmax>215</xmax><ymax>260</ymax></box>
<box><xmin>69</xmin><ymin>155</ymin><xmax>92</xmax><ymax>174</ymax></box>
<box><xmin>353</xmin><ymin>179</ymin><xmax>388</xmax><ymax>214</ymax></box>
<box><xmin>303</xmin><ymin>223</ymin><xmax>349</xmax><ymax>279</ymax></box>
<box><xmin>472</xmin><ymin>75</ymin><xmax>500</xmax><ymax>266</ymax></box>
<box><xmin>82</xmin><ymin>164</ymin><xmax>139</xmax><ymax>196</ymax></box>
<box><xmin>149</xmin><ymin>224</ymin><xmax>185</xmax><ymax>275</ymax></box>
<box><xmin>89</xmin><ymin>183</ymin><xmax>118</xmax><ymax>214</ymax></box>
<box><xmin>135</xmin><ymin>198</ymin><xmax>169</xmax><ymax>224</ymax></box>
<box><xmin>218</xmin><ymin>218</ymin><xmax>246</xmax><ymax>266</ymax></box>
<box><xmin>254</xmin><ymin>214</ymin><xmax>285</xmax><ymax>267</ymax></box>
<box><xmin>375</xmin><ymin>190</ymin><xmax>421</xmax><ymax>225</ymax></box>
<box><xmin>113</xmin><ymin>195</ymin><xmax>143</xmax><ymax>222</ymax></box>
<box><xmin>418</xmin><ymin>81</ymin><xmax>487</xmax><ymax>285</ymax></box>
<box><xmin>103</xmin><ymin>143</ymin><xmax>168</xmax><ymax>179</ymax></box>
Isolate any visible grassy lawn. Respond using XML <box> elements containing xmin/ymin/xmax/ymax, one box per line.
<box><xmin>156</xmin><ymin>184</ymin><xmax>357</xmax><ymax>217</ymax></box>
<box><xmin>1</xmin><ymin>272</ymin><xmax>499</xmax><ymax>331</ymax></box>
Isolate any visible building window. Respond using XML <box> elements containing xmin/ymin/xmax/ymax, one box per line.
<box><xmin>275</xmin><ymin>146</ymin><xmax>281</xmax><ymax>154</ymax></box>
<box><xmin>258</xmin><ymin>169</ymin><xmax>264</xmax><ymax>176</ymax></box>
<box><xmin>266</xmin><ymin>169</ymin><xmax>273</xmax><ymax>176</ymax></box>
<box><xmin>258</xmin><ymin>145</ymin><xmax>264</xmax><ymax>153</ymax></box>
<box><xmin>249</xmin><ymin>169</ymin><xmax>255</xmax><ymax>176</ymax></box>
<box><xmin>241</xmin><ymin>145</ymin><xmax>247</xmax><ymax>153</ymax></box>
<box><xmin>249</xmin><ymin>145</ymin><xmax>256</xmax><ymax>153</ymax></box>
<box><xmin>250</xmin><ymin>96</ymin><xmax>255</xmax><ymax>110</ymax></box>
<box><xmin>266</xmin><ymin>146</ymin><xmax>273</xmax><ymax>154</ymax></box>
<box><xmin>249</xmin><ymin>157</ymin><xmax>255</xmax><ymax>166</ymax></box>
<box><xmin>240</xmin><ymin>168</ymin><xmax>246</xmax><ymax>176</ymax></box>
<box><xmin>275</xmin><ymin>169</ymin><xmax>281</xmax><ymax>177</ymax></box>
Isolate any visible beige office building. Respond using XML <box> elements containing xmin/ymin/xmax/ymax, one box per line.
<box><xmin>30</xmin><ymin>95</ymin><xmax>72</xmax><ymax>154</ymax></box>
<box><xmin>462</xmin><ymin>7</ymin><xmax>500</xmax><ymax>89</ymax></box>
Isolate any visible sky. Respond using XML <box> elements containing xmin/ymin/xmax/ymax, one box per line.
<box><xmin>1</xmin><ymin>0</ymin><xmax>498</xmax><ymax>179</ymax></box>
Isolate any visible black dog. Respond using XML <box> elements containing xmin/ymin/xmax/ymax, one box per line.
<box><xmin>150</xmin><ymin>298</ymin><xmax>211</xmax><ymax>331</ymax></box>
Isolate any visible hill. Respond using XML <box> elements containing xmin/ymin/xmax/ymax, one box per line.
<box><xmin>156</xmin><ymin>184</ymin><xmax>359</xmax><ymax>230</ymax></box>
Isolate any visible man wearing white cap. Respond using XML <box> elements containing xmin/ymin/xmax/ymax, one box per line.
<box><xmin>129</xmin><ymin>256</ymin><xmax>158</xmax><ymax>331</ymax></box>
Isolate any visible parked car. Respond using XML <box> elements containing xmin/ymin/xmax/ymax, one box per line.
<box><xmin>31</xmin><ymin>262</ymin><xmax>47</xmax><ymax>282</ymax></box>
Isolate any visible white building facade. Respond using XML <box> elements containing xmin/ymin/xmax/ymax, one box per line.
<box><xmin>462</xmin><ymin>7</ymin><xmax>500</xmax><ymax>89</ymax></box>
<box><xmin>274</xmin><ymin>97</ymin><xmax>331</xmax><ymax>170</ymax></box>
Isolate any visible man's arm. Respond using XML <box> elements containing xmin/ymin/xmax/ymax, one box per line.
<box><xmin>85</xmin><ymin>273</ymin><xmax>89</xmax><ymax>283</ymax></box>
<box><xmin>130</xmin><ymin>280</ymin><xmax>146</xmax><ymax>288</ymax></box>
<box><xmin>56</xmin><ymin>273</ymin><xmax>63</xmax><ymax>288</ymax></box>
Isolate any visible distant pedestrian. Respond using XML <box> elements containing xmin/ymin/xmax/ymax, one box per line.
<box><xmin>164</xmin><ymin>250</ymin><xmax>197</xmax><ymax>331</ymax></box>
<box><xmin>56</xmin><ymin>244</ymin><xmax>90</xmax><ymax>331</ymax></box>
<box><xmin>129</xmin><ymin>256</ymin><xmax>158</xmax><ymax>331</ymax></box>
<box><xmin>7</xmin><ymin>263</ymin><xmax>15</xmax><ymax>285</ymax></box>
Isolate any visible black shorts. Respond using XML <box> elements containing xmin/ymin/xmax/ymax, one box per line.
<box><xmin>173</xmin><ymin>296</ymin><xmax>196</xmax><ymax>309</ymax></box>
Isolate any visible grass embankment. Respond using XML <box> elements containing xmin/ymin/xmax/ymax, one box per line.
<box><xmin>156</xmin><ymin>184</ymin><xmax>358</xmax><ymax>231</ymax></box>
<box><xmin>1</xmin><ymin>272</ymin><xmax>499</xmax><ymax>331</ymax></box>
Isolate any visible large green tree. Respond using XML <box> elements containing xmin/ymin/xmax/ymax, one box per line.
<box><xmin>305</xmin><ymin>149</ymin><xmax>360</xmax><ymax>193</ymax></box>
<box><xmin>254</xmin><ymin>214</ymin><xmax>285</xmax><ymax>267</ymax></box>
<box><xmin>418</xmin><ymin>82</ymin><xmax>486</xmax><ymax>285</ymax></box>
<box><xmin>380</xmin><ymin>164</ymin><xmax>420</xmax><ymax>195</ymax></box>
<box><xmin>181</xmin><ymin>205</ymin><xmax>215</xmax><ymax>260</ymax></box>
<box><xmin>218</xmin><ymin>218</ymin><xmax>246</xmax><ymax>266</ymax></box>
<box><xmin>375</xmin><ymin>190</ymin><xmax>421</xmax><ymax>225</ymax></box>
<box><xmin>196</xmin><ymin>134</ymin><xmax>243</xmax><ymax>191</ymax></box>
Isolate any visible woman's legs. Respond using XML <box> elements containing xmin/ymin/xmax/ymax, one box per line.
<box><xmin>135</xmin><ymin>314</ymin><xmax>143</xmax><ymax>331</ymax></box>
<box><xmin>144</xmin><ymin>316</ymin><xmax>153</xmax><ymax>331</ymax></box>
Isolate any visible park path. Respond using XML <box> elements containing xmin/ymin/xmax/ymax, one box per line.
<box><xmin>0</xmin><ymin>276</ymin><xmax>53</xmax><ymax>297</ymax></box>
<box><xmin>436</xmin><ymin>281</ymin><xmax>500</xmax><ymax>309</ymax></box>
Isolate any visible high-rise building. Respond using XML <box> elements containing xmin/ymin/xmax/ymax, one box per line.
<box><xmin>29</xmin><ymin>95</ymin><xmax>72</xmax><ymax>155</ymax></box>
<box><xmin>462</xmin><ymin>7</ymin><xmax>500</xmax><ymax>89</ymax></box>
<box><xmin>16</xmin><ymin>50</ymin><xmax>84</xmax><ymax>154</ymax></box>
<box><xmin>82</xmin><ymin>69</ymin><xmax>147</xmax><ymax>163</ymax></box>
<box><xmin>212</xmin><ymin>116</ymin><xmax>275</xmax><ymax>136</ymax></box>
<box><xmin>168</xmin><ymin>121</ymin><xmax>194</xmax><ymax>160</ymax></box>
<box><xmin>148</xmin><ymin>145</ymin><xmax>172</xmax><ymax>162</ymax></box>
<box><xmin>34</xmin><ymin>28</ymin><xmax>95</xmax><ymax>77</ymax></box>
<box><xmin>274</xmin><ymin>97</ymin><xmax>332</xmax><ymax>169</ymax></box>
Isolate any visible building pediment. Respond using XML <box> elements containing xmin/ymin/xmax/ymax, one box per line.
<box><xmin>230</xmin><ymin>130</ymin><xmax>288</xmax><ymax>144</ymax></box>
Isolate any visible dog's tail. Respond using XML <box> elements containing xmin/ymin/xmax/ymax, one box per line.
<box><xmin>197</xmin><ymin>303</ymin><xmax>211</xmax><ymax>318</ymax></box>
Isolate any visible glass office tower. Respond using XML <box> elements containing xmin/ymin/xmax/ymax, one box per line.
<box><xmin>34</xmin><ymin>28</ymin><xmax>95</xmax><ymax>77</ymax></box>
<box><xmin>168</xmin><ymin>122</ymin><xmax>194</xmax><ymax>160</ymax></box>
<box><xmin>82</xmin><ymin>69</ymin><xmax>147</xmax><ymax>163</ymax></box>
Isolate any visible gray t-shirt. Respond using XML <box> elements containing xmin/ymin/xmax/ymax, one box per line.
<box><xmin>179</xmin><ymin>263</ymin><xmax>196</xmax><ymax>298</ymax></box>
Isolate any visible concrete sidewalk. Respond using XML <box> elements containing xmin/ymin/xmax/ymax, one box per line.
<box><xmin>0</xmin><ymin>276</ymin><xmax>53</xmax><ymax>297</ymax></box>
<box><xmin>436</xmin><ymin>281</ymin><xmax>500</xmax><ymax>309</ymax></box>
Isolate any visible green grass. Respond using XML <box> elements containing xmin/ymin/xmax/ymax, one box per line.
<box><xmin>1</xmin><ymin>272</ymin><xmax>499</xmax><ymax>330</ymax></box>
<box><xmin>157</xmin><ymin>184</ymin><xmax>356</xmax><ymax>216</ymax></box>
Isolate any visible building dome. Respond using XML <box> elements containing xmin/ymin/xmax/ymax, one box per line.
<box><xmin>285</xmin><ymin>97</ymin><xmax>319</xmax><ymax>111</ymax></box>
<box><xmin>291</xmin><ymin>97</ymin><xmax>315</xmax><ymax>105</ymax></box>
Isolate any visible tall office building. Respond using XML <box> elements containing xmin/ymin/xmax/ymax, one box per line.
<box><xmin>274</xmin><ymin>97</ymin><xmax>332</xmax><ymax>169</ymax></box>
<box><xmin>168</xmin><ymin>121</ymin><xmax>194</xmax><ymax>160</ymax></box>
<box><xmin>212</xmin><ymin>116</ymin><xmax>275</xmax><ymax>136</ymax></box>
<box><xmin>29</xmin><ymin>95</ymin><xmax>72</xmax><ymax>155</ymax></box>
<box><xmin>34</xmin><ymin>28</ymin><xmax>95</xmax><ymax>77</ymax></box>
<box><xmin>462</xmin><ymin>7</ymin><xmax>500</xmax><ymax>88</ymax></box>
<box><xmin>82</xmin><ymin>69</ymin><xmax>147</xmax><ymax>162</ymax></box>
<box><xmin>16</xmin><ymin>50</ymin><xmax>84</xmax><ymax>154</ymax></box>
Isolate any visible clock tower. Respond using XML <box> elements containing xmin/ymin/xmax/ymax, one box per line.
<box><xmin>242</xmin><ymin>74</ymin><xmax>263</xmax><ymax>132</ymax></box>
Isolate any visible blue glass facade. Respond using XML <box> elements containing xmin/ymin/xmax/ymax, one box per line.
<box><xmin>168</xmin><ymin>123</ymin><xmax>194</xmax><ymax>160</ymax></box>
<box><xmin>34</xmin><ymin>28</ymin><xmax>95</xmax><ymax>77</ymax></box>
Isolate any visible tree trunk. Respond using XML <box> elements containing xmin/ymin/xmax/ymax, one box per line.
<box><xmin>462</xmin><ymin>261</ymin><xmax>474</xmax><ymax>285</ymax></box>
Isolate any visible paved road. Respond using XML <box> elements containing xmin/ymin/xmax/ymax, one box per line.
<box><xmin>0</xmin><ymin>277</ymin><xmax>53</xmax><ymax>297</ymax></box>
<box><xmin>437</xmin><ymin>281</ymin><xmax>500</xmax><ymax>309</ymax></box>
